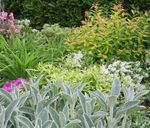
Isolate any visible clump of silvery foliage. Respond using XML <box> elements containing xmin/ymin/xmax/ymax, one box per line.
<box><xmin>0</xmin><ymin>78</ymin><xmax>149</xmax><ymax>128</ymax></box>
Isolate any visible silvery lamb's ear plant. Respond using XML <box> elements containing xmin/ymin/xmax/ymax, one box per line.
<box><xmin>88</xmin><ymin>79</ymin><xmax>149</xmax><ymax>128</ymax></box>
<box><xmin>0</xmin><ymin>77</ymin><xmax>149</xmax><ymax>128</ymax></box>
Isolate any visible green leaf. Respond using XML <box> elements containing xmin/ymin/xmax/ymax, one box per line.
<box><xmin>65</xmin><ymin>119</ymin><xmax>81</xmax><ymax>128</ymax></box>
<box><xmin>63</xmin><ymin>103</ymin><xmax>69</xmax><ymax>121</ymax></box>
<box><xmin>16</xmin><ymin>115</ymin><xmax>34</xmax><ymax>128</ymax></box>
<box><xmin>83</xmin><ymin>114</ymin><xmax>94</xmax><ymax>128</ymax></box>
<box><xmin>135</xmin><ymin>90</ymin><xmax>149</xmax><ymax>100</ymax></box>
<box><xmin>107</xmin><ymin>95</ymin><xmax>117</xmax><ymax>108</ymax></box>
<box><xmin>111</xmin><ymin>79</ymin><xmax>121</xmax><ymax>96</ymax></box>
<box><xmin>59</xmin><ymin>112</ymin><xmax>66</xmax><ymax>127</ymax></box>
<box><xmin>121</xmin><ymin>101</ymin><xmax>139</xmax><ymax>112</ymax></box>
<box><xmin>51</xmin><ymin>121</ymin><xmax>59</xmax><ymax>128</ymax></box>
<box><xmin>42</xmin><ymin>120</ymin><xmax>53</xmax><ymax>128</ymax></box>
<box><xmin>79</xmin><ymin>93</ymin><xmax>86</xmax><ymax>113</ymax></box>
<box><xmin>19</xmin><ymin>106</ymin><xmax>34</xmax><ymax>116</ymax></box>
<box><xmin>5</xmin><ymin>99</ymin><xmax>19</xmax><ymax>127</ymax></box>
<box><xmin>49</xmin><ymin>107</ymin><xmax>60</xmax><ymax>127</ymax></box>
<box><xmin>0</xmin><ymin>88</ymin><xmax>13</xmax><ymax>101</ymax></box>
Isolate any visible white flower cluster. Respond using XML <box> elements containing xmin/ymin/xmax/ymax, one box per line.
<box><xmin>32</xmin><ymin>29</ymin><xmax>39</xmax><ymax>33</ymax></box>
<box><xmin>65</xmin><ymin>51</ymin><xmax>83</xmax><ymax>68</ymax></box>
<box><xmin>100</xmin><ymin>60</ymin><xmax>148</xmax><ymax>85</ymax></box>
<box><xmin>16</xmin><ymin>19</ymin><xmax>30</xmax><ymax>29</ymax></box>
<box><xmin>73</xmin><ymin>51</ymin><xmax>83</xmax><ymax>67</ymax></box>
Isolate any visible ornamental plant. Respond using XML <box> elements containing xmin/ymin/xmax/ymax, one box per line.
<box><xmin>66</xmin><ymin>4</ymin><xmax>149</xmax><ymax>63</ymax></box>
<box><xmin>29</xmin><ymin>53</ymin><xmax>148</xmax><ymax>91</ymax></box>
<box><xmin>0</xmin><ymin>11</ymin><xmax>20</xmax><ymax>37</ymax></box>
<box><xmin>2</xmin><ymin>77</ymin><xmax>27</xmax><ymax>92</ymax></box>
<box><xmin>0</xmin><ymin>78</ymin><xmax>149</xmax><ymax>128</ymax></box>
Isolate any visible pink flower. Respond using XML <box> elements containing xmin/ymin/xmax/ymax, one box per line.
<box><xmin>0</xmin><ymin>28</ymin><xmax>5</xmax><ymax>32</ymax></box>
<box><xmin>8</xmin><ymin>19</ymin><xmax>15</xmax><ymax>29</ymax></box>
<box><xmin>9</xmin><ymin>12</ymin><xmax>14</xmax><ymax>21</ymax></box>
<box><xmin>11</xmin><ymin>77</ymin><xmax>26</xmax><ymax>86</ymax></box>
<box><xmin>0</xmin><ymin>11</ymin><xmax>8</xmax><ymax>22</ymax></box>
<box><xmin>13</xmin><ymin>27</ymin><xmax>20</xmax><ymax>33</ymax></box>
<box><xmin>2</xmin><ymin>82</ymin><xmax>12</xmax><ymax>92</ymax></box>
<box><xmin>2</xmin><ymin>77</ymin><xmax>27</xmax><ymax>92</ymax></box>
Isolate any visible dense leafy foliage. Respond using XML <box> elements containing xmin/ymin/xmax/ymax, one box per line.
<box><xmin>0</xmin><ymin>24</ymin><xmax>69</xmax><ymax>82</ymax></box>
<box><xmin>29</xmin><ymin>52</ymin><xmax>148</xmax><ymax>92</ymax></box>
<box><xmin>4</xmin><ymin>0</ymin><xmax>150</xmax><ymax>29</ymax></box>
<box><xmin>0</xmin><ymin>78</ymin><xmax>149</xmax><ymax>128</ymax></box>
<box><xmin>66</xmin><ymin>6</ymin><xmax>149</xmax><ymax>63</ymax></box>
<box><xmin>0</xmin><ymin>1</ymin><xmax>149</xmax><ymax>127</ymax></box>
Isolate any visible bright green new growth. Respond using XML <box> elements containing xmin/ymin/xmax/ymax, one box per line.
<box><xmin>0</xmin><ymin>78</ymin><xmax>148</xmax><ymax>128</ymax></box>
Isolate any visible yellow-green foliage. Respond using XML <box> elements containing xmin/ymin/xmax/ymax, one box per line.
<box><xmin>66</xmin><ymin>5</ymin><xmax>149</xmax><ymax>63</ymax></box>
<box><xmin>29</xmin><ymin>62</ymin><xmax>113</xmax><ymax>91</ymax></box>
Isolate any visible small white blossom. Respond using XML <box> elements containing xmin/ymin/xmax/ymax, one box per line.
<box><xmin>32</xmin><ymin>29</ymin><xmax>39</xmax><ymax>33</ymax></box>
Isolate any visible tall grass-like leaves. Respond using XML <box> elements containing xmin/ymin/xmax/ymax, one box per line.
<box><xmin>0</xmin><ymin>26</ymin><xmax>68</xmax><ymax>83</ymax></box>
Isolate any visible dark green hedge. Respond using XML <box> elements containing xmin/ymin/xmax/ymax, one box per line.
<box><xmin>3</xmin><ymin>0</ymin><xmax>114</xmax><ymax>29</ymax></box>
<box><xmin>4</xmin><ymin>0</ymin><xmax>150</xmax><ymax>29</ymax></box>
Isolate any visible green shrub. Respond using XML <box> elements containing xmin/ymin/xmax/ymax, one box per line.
<box><xmin>29</xmin><ymin>62</ymin><xmax>113</xmax><ymax>91</ymax></box>
<box><xmin>41</xmin><ymin>24</ymin><xmax>71</xmax><ymax>42</ymax></box>
<box><xmin>4</xmin><ymin>0</ymin><xmax>117</xmax><ymax>29</ymax></box>
<box><xmin>4</xmin><ymin>0</ymin><xmax>150</xmax><ymax>29</ymax></box>
<box><xmin>0</xmin><ymin>78</ymin><xmax>149</xmax><ymax>128</ymax></box>
<box><xmin>66</xmin><ymin>6</ymin><xmax>149</xmax><ymax>63</ymax></box>
<box><xmin>29</xmin><ymin>53</ymin><xmax>148</xmax><ymax>91</ymax></box>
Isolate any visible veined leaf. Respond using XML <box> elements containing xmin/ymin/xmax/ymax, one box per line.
<box><xmin>16</xmin><ymin>115</ymin><xmax>34</xmax><ymax>128</ymax></box>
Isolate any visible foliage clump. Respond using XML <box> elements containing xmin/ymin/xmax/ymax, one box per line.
<box><xmin>66</xmin><ymin>4</ymin><xmax>149</xmax><ymax>63</ymax></box>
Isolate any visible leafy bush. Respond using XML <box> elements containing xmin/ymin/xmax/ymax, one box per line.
<box><xmin>41</xmin><ymin>24</ymin><xmax>71</xmax><ymax>42</ymax></box>
<box><xmin>29</xmin><ymin>52</ymin><xmax>148</xmax><ymax>91</ymax></box>
<box><xmin>4</xmin><ymin>0</ymin><xmax>89</xmax><ymax>29</ymax></box>
<box><xmin>4</xmin><ymin>0</ymin><xmax>150</xmax><ymax>29</ymax></box>
<box><xmin>66</xmin><ymin>5</ymin><xmax>149</xmax><ymax>63</ymax></box>
<box><xmin>0</xmin><ymin>78</ymin><xmax>149</xmax><ymax>128</ymax></box>
<box><xmin>0</xmin><ymin>25</ymin><xmax>68</xmax><ymax>83</ymax></box>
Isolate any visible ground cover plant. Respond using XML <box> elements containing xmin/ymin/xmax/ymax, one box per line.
<box><xmin>0</xmin><ymin>78</ymin><xmax>149</xmax><ymax>128</ymax></box>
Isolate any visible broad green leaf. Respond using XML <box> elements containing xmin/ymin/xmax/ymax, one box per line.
<box><xmin>135</xmin><ymin>90</ymin><xmax>149</xmax><ymax>100</ymax></box>
<box><xmin>16</xmin><ymin>115</ymin><xmax>34</xmax><ymax>128</ymax></box>
<box><xmin>5</xmin><ymin>99</ymin><xmax>19</xmax><ymax>127</ymax></box>
<box><xmin>121</xmin><ymin>101</ymin><xmax>139</xmax><ymax>112</ymax></box>
<box><xmin>107</xmin><ymin>95</ymin><xmax>117</xmax><ymax>108</ymax></box>
<box><xmin>65</xmin><ymin>119</ymin><xmax>81</xmax><ymax>128</ymax></box>
<box><xmin>111</xmin><ymin>79</ymin><xmax>121</xmax><ymax>96</ymax></box>
<box><xmin>0</xmin><ymin>88</ymin><xmax>13</xmax><ymax>101</ymax></box>
<box><xmin>42</xmin><ymin>120</ymin><xmax>53</xmax><ymax>128</ymax></box>
<box><xmin>51</xmin><ymin>121</ymin><xmax>58</xmax><ymax>128</ymax></box>
<box><xmin>19</xmin><ymin>106</ymin><xmax>34</xmax><ymax>116</ymax></box>
<box><xmin>49</xmin><ymin>107</ymin><xmax>60</xmax><ymax>127</ymax></box>
<box><xmin>83</xmin><ymin>114</ymin><xmax>95</xmax><ymax>128</ymax></box>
